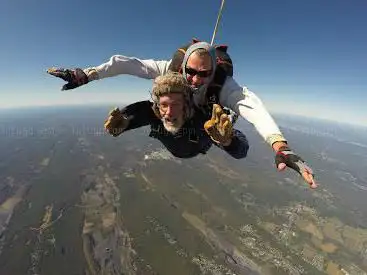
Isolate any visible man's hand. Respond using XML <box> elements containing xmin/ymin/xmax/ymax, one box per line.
<box><xmin>104</xmin><ymin>107</ymin><xmax>132</xmax><ymax>137</ymax></box>
<box><xmin>275</xmin><ymin>146</ymin><xmax>317</xmax><ymax>189</ymax></box>
<box><xmin>47</xmin><ymin>67</ymin><xmax>89</xmax><ymax>90</ymax></box>
<box><xmin>204</xmin><ymin>104</ymin><xmax>233</xmax><ymax>146</ymax></box>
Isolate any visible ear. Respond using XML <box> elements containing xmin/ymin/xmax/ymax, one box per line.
<box><xmin>192</xmin><ymin>37</ymin><xmax>201</xmax><ymax>44</ymax></box>
<box><xmin>151</xmin><ymin>103</ymin><xmax>161</xmax><ymax>119</ymax></box>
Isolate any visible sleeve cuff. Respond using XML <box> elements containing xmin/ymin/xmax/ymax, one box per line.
<box><xmin>83</xmin><ymin>68</ymin><xmax>100</xmax><ymax>81</ymax></box>
<box><xmin>266</xmin><ymin>134</ymin><xmax>288</xmax><ymax>146</ymax></box>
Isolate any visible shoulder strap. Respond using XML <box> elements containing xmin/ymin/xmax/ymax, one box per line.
<box><xmin>203</xmin><ymin>44</ymin><xmax>233</xmax><ymax>112</ymax></box>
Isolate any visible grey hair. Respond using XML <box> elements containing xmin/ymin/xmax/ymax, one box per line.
<box><xmin>152</xmin><ymin>71</ymin><xmax>192</xmax><ymax>98</ymax></box>
<box><xmin>151</xmin><ymin>71</ymin><xmax>194</xmax><ymax>119</ymax></box>
<box><xmin>192</xmin><ymin>48</ymin><xmax>212</xmax><ymax>58</ymax></box>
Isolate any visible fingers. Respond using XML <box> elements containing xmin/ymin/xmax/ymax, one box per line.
<box><xmin>206</xmin><ymin>105</ymin><xmax>224</xmax><ymax>132</ymax></box>
<box><xmin>300</xmin><ymin>164</ymin><xmax>317</xmax><ymax>188</ymax></box>
<box><xmin>309</xmin><ymin>179</ymin><xmax>317</xmax><ymax>189</ymax></box>
<box><xmin>47</xmin><ymin>67</ymin><xmax>71</xmax><ymax>82</ymax></box>
<box><xmin>211</xmin><ymin>104</ymin><xmax>223</xmax><ymax>124</ymax></box>
<box><xmin>302</xmin><ymin>171</ymin><xmax>317</xmax><ymax>189</ymax></box>
<box><xmin>206</xmin><ymin>104</ymin><xmax>235</xmax><ymax>145</ymax></box>
<box><xmin>62</xmin><ymin>82</ymin><xmax>78</xmax><ymax>91</ymax></box>
<box><xmin>277</xmin><ymin>162</ymin><xmax>317</xmax><ymax>188</ymax></box>
<box><xmin>214</xmin><ymin>105</ymin><xmax>223</xmax><ymax>124</ymax></box>
<box><xmin>205</xmin><ymin>105</ymin><xmax>233</xmax><ymax>145</ymax></box>
<box><xmin>303</xmin><ymin>165</ymin><xmax>314</xmax><ymax>176</ymax></box>
<box><xmin>206</xmin><ymin>127</ymin><xmax>218</xmax><ymax>139</ymax></box>
<box><xmin>219</xmin><ymin>113</ymin><xmax>231</xmax><ymax>129</ymax></box>
<box><xmin>47</xmin><ymin>67</ymin><xmax>64</xmax><ymax>76</ymax></box>
<box><xmin>210</xmin><ymin>104</ymin><xmax>218</xmax><ymax>121</ymax></box>
<box><xmin>218</xmin><ymin>114</ymin><xmax>229</xmax><ymax>136</ymax></box>
<box><xmin>204</xmin><ymin>119</ymin><xmax>221</xmax><ymax>143</ymax></box>
<box><xmin>104</xmin><ymin>116</ymin><xmax>114</xmax><ymax>131</ymax></box>
<box><xmin>204</xmin><ymin>120</ymin><xmax>216</xmax><ymax>135</ymax></box>
<box><xmin>219</xmin><ymin>113</ymin><xmax>226</xmax><ymax>128</ymax></box>
<box><xmin>219</xmin><ymin>113</ymin><xmax>233</xmax><ymax>139</ymax></box>
<box><xmin>277</xmin><ymin>162</ymin><xmax>287</xmax><ymax>171</ymax></box>
<box><xmin>104</xmin><ymin>119</ymin><xmax>109</xmax><ymax>129</ymax></box>
<box><xmin>109</xmin><ymin>107</ymin><xmax>120</xmax><ymax>116</ymax></box>
<box><xmin>48</xmin><ymin>68</ymin><xmax>87</xmax><ymax>90</ymax></box>
<box><xmin>104</xmin><ymin>108</ymin><xmax>132</xmax><ymax>137</ymax></box>
<box><xmin>104</xmin><ymin>116</ymin><xmax>121</xmax><ymax>137</ymax></box>
<box><xmin>204</xmin><ymin>118</ymin><xmax>215</xmax><ymax>132</ymax></box>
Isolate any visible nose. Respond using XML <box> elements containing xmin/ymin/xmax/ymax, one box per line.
<box><xmin>191</xmin><ymin>75</ymin><xmax>201</xmax><ymax>86</ymax></box>
<box><xmin>187</xmin><ymin>74</ymin><xmax>201</xmax><ymax>87</ymax></box>
<box><xmin>165</xmin><ymin>105</ymin><xmax>173</xmax><ymax>116</ymax></box>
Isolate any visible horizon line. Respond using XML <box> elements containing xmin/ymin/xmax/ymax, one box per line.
<box><xmin>0</xmin><ymin>102</ymin><xmax>366</xmax><ymax>129</ymax></box>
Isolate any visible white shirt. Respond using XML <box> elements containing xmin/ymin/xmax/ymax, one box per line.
<box><xmin>85</xmin><ymin>54</ymin><xmax>287</xmax><ymax>146</ymax></box>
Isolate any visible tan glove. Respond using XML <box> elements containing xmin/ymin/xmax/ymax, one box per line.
<box><xmin>104</xmin><ymin>107</ymin><xmax>131</xmax><ymax>137</ymax></box>
<box><xmin>204</xmin><ymin>104</ymin><xmax>233</xmax><ymax>146</ymax></box>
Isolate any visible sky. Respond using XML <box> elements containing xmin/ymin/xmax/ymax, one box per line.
<box><xmin>0</xmin><ymin>0</ymin><xmax>366</xmax><ymax>126</ymax></box>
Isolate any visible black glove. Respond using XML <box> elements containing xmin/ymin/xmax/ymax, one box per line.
<box><xmin>275</xmin><ymin>146</ymin><xmax>315</xmax><ymax>178</ymax></box>
<box><xmin>47</xmin><ymin>67</ymin><xmax>89</xmax><ymax>90</ymax></box>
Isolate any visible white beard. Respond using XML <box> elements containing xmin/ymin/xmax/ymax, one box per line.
<box><xmin>162</xmin><ymin>119</ymin><xmax>182</xmax><ymax>134</ymax></box>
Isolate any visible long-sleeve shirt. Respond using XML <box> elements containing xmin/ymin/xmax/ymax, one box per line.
<box><xmin>119</xmin><ymin>100</ymin><xmax>249</xmax><ymax>159</ymax></box>
<box><xmin>84</xmin><ymin>54</ymin><xmax>287</xmax><ymax>147</ymax></box>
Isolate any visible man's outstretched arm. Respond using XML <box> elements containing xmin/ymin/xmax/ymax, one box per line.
<box><xmin>87</xmin><ymin>55</ymin><xmax>172</xmax><ymax>81</ymax></box>
<box><xmin>219</xmin><ymin>77</ymin><xmax>287</xmax><ymax>147</ymax></box>
<box><xmin>104</xmin><ymin>100</ymin><xmax>156</xmax><ymax>136</ymax></box>
<box><xmin>48</xmin><ymin>56</ymin><xmax>172</xmax><ymax>90</ymax></box>
<box><xmin>219</xmin><ymin>77</ymin><xmax>316</xmax><ymax>188</ymax></box>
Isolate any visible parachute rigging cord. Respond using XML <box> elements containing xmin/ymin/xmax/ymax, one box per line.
<box><xmin>210</xmin><ymin>0</ymin><xmax>226</xmax><ymax>45</ymax></box>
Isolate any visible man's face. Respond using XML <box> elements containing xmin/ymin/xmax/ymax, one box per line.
<box><xmin>185</xmin><ymin>51</ymin><xmax>213</xmax><ymax>88</ymax></box>
<box><xmin>158</xmin><ymin>93</ymin><xmax>185</xmax><ymax>133</ymax></box>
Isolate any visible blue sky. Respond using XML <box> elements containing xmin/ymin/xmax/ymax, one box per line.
<box><xmin>1</xmin><ymin>0</ymin><xmax>366</xmax><ymax>126</ymax></box>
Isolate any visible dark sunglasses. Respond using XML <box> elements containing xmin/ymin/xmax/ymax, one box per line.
<box><xmin>185</xmin><ymin>67</ymin><xmax>212</xmax><ymax>78</ymax></box>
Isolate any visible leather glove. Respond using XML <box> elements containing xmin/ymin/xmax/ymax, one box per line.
<box><xmin>47</xmin><ymin>67</ymin><xmax>90</xmax><ymax>90</ymax></box>
<box><xmin>104</xmin><ymin>107</ymin><xmax>132</xmax><ymax>137</ymax></box>
<box><xmin>275</xmin><ymin>146</ymin><xmax>317</xmax><ymax>188</ymax></box>
<box><xmin>204</xmin><ymin>104</ymin><xmax>233</xmax><ymax>146</ymax></box>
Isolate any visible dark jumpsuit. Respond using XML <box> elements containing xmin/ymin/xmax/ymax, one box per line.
<box><xmin>120</xmin><ymin>100</ymin><xmax>249</xmax><ymax>159</ymax></box>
